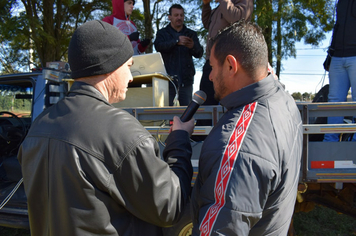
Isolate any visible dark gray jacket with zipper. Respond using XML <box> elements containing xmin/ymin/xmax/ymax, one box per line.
<box><xmin>191</xmin><ymin>75</ymin><xmax>303</xmax><ymax>235</ymax></box>
<box><xmin>18</xmin><ymin>81</ymin><xmax>193</xmax><ymax>236</ymax></box>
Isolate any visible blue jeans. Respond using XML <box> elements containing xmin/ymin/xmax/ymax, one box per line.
<box><xmin>199</xmin><ymin>60</ymin><xmax>219</xmax><ymax>105</ymax></box>
<box><xmin>323</xmin><ymin>56</ymin><xmax>356</xmax><ymax>142</ymax></box>
<box><xmin>169</xmin><ymin>83</ymin><xmax>193</xmax><ymax>106</ymax></box>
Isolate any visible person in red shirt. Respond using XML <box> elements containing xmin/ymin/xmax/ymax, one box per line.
<box><xmin>103</xmin><ymin>0</ymin><xmax>151</xmax><ymax>55</ymax></box>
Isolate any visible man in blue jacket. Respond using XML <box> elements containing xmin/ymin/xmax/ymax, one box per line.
<box><xmin>154</xmin><ymin>4</ymin><xmax>204</xmax><ymax>106</ymax></box>
<box><xmin>191</xmin><ymin>20</ymin><xmax>303</xmax><ymax>235</ymax></box>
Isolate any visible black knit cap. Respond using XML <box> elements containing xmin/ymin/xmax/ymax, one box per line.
<box><xmin>68</xmin><ymin>20</ymin><xmax>134</xmax><ymax>79</ymax></box>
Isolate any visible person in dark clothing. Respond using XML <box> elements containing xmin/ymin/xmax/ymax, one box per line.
<box><xmin>323</xmin><ymin>0</ymin><xmax>356</xmax><ymax>142</ymax></box>
<box><xmin>192</xmin><ymin>0</ymin><xmax>253</xmax><ymax>142</ymax></box>
<box><xmin>154</xmin><ymin>4</ymin><xmax>204</xmax><ymax>106</ymax></box>
<box><xmin>191</xmin><ymin>20</ymin><xmax>303</xmax><ymax>235</ymax></box>
<box><xmin>18</xmin><ymin>20</ymin><xmax>195</xmax><ymax>236</ymax></box>
<box><xmin>199</xmin><ymin>0</ymin><xmax>254</xmax><ymax>105</ymax></box>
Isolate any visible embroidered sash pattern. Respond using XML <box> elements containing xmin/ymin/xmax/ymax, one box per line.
<box><xmin>199</xmin><ymin>102</ymin><xmax>257</xmax><ymax>236</ymax></box>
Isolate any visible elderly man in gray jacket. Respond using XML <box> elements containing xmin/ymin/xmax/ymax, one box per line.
<box><xmin>18</xmin><ymin>20</ymin><xmax>195</xmax><ymax>236</ymax></box>
<box><xmin>191</xmin><ymin>20</ymin><xmax>303</xmax><ymax>236</ymax></box>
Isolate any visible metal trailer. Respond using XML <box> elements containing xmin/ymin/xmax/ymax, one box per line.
<box><xmin>0</xmin><ymin>68</ymin><xmax>355</xmax><ymax>235</ymax></box>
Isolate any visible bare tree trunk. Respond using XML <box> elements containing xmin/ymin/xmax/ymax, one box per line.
<box><xmin>254</xmin><ymin>0</ymin><xmax>273</xmax><ymax>65</ymax></box>
<box><xmin>23</xmin><ymin>0</ymin><xmax>60</xmax><ymax>67</ymax></box>
<box><xmin>143</xmin><ymin>0</ymin><xmax>153</xmax><ymax>53</ymax></box>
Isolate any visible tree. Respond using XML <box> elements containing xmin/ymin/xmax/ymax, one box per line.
<box><xmin>1</xmin><ymin>0</ymin><xmax>335</xmax><ymax>76</ymax></box>
<box><xmin>0</xmin><ymin>0</ymin><xmax>111</xmax><ymax>72</ymax></box>
<box><xmin>291</xmin><ymin>92</ymin><xmax>302</xmax><ymax>101</ymax></box>
<box><xmin>302</xmin><ymin>92</ymin><xmax>312</xmax><ymax>101</ymax></box>
<box><xmin>141</xmin><ymin>0</ymin><xmax>335</xmax><ymax>75</ymax></box>
<box><xmin>254</xmin><ymin>0</ymin><xmax>335</xmax><ymax>78</ymax></box>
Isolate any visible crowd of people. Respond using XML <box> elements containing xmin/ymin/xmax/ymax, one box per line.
<box><xmin>18</xmin><ymin>0</ymin><xmax>306</xmax><ymax>235</ymax></box>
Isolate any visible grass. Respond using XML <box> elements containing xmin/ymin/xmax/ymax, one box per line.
<box><xmin>293</xmin><ymin>205</ymin><xmax>356</xmax><ymax>236</ymax></box>
<box><xmin>0</xmin><ymin>227</ymin><xmax>30</xmax><ymax>236</ymax></box>
<box><xmin>0</xmin><ymin>205</ymin><xmax>355</xmax><ymax>235</ymax></box>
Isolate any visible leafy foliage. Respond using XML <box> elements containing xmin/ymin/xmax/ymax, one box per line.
<box><xmin>0</xmin><ymin>0</ymin><xmax>111</xmax><ymax>73</ymax></box>
<box><xmin>292</xmin><ymin>92</ymin><xmax>303</xmax><ymax>100</ymax></box>
<box><xmin>254</xmin><ymin>0</ymin><xmax>335</xmax><ymax>77</ymax></box>
<box><xmin>291</xmin><ymin>91</ymin><xmax>315</xmax><ymax>101</ymax></box>
<box><xmin>0</xmin><ymin>0</ymin><xmax>335</xmax><ymax>75</ymax></box>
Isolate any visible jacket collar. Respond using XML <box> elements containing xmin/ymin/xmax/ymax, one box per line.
<box><xmin>220</xmin><ymin>74</ymin><xmax>280</xmax><ymax>110</ymax></box>
<box><xmin>68</xmin><ymin>81</ymin><xmax>111</xmax><ymax>106</ymax></box>
<box><xmin>166</xmin><ymin>23</ymin><xmax>187</xmax><ymax>33</ymax></box>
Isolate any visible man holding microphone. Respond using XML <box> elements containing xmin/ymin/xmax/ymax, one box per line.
<box><xmin>19</xmin><ymin>20</ymin><xmax>195</xmax><ymax>236</ymax></box>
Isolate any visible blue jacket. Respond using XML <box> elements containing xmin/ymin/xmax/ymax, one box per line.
<box><xmin>191</xmin><ymin>75</ymin><xmax>303</xmax><ymax>235</ymax></box>
<box><xmin>154</xmin><ymin>24</ymin><xmax>203</xmax><ymax>86</ymax></box>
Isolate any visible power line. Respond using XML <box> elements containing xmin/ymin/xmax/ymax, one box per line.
<box><xmin>295</xmin><ymin>48</ymin><xmax>328</xmax><ymax>50</ymax></box>
<box><xmin>280</xmin><ymin>72</ymin><xmax>326</xmax><ymax>76</ymax></box>
<box><xmin>293</xmin><ymin>55</ymin><xmax>325</xmax><ymax>57</ymax></box>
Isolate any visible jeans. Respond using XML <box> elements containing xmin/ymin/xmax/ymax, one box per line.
<box><xmin>199</xmin><ymin>60</ymin><xmax>219</xmax><ymax>105</ymax></box>
<box><xmin>169</xmin><ymin>83</ymin><xmax>193</xmax><ymax>106</ymax></box>
<box><xmin>323</xmin><ymin>56</ymin><xmax>356</xmax><ymax>141</ymax></box>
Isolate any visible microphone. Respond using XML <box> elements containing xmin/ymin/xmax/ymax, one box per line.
<box><xmin>180</xmin><ymin>90</ymin><xmax>207</xmax><ymax>122</ymax></box>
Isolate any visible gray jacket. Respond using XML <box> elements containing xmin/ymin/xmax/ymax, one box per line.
<box><xmin>18</xmin><ymin>81</ymin><xmax>193</xmax><ymax>236</ymax></box>
<box><xmin>191</xmin><ymin>74</ymin><xmax>303</xmax><ymax>235</ymax></box>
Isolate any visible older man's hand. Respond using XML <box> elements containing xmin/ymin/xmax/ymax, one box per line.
<box><xmin>170</xmin><ymin>116</ymin><xmax>195</xmax><ymax>136</ymax></box>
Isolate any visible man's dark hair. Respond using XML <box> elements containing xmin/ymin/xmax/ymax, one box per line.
<box><xmin>210</xmin><ymin>20</ymin><xmax>268</xmax><ymax>80</ymax></box>
<box><xmin>169</xmin><ymin>4</ymin><xmax>184</xmax><ymax>15</ymax></box>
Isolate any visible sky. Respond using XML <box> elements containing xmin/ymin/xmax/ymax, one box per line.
<box><xmin>193</xmin><ymin>32</ymin><xmax>333</xmax><ymax>95</ymax></box>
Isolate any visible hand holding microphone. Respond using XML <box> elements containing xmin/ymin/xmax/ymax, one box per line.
<box><xmin>170</xmin><ymin>91</ymin><xmax>207</xmax><ymax>136</ymax></box>
<box><xmin>180</xmin><ymin>90</ymin><xmax>207</xmax><ymax>122</ymax></box>
<box><xmin>170</xmin><ymin>116</ymin><xmax>195</xmax><ymax>136</ymax></box>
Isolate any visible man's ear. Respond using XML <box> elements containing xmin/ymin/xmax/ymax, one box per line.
<box><xmin>225</xmin><ymin>55</ymin><xmax>238</xmax><ymax>75</ymax></box>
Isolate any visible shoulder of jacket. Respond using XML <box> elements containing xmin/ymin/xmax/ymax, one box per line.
<box><xmin>184</xmin><ymin>26</ymin><xmax>194</xmax><ymax>33</ymax></box>
<box><xmin>157</xmin><ymin>24</ymin><xmax>171</xmax><ymax>32</ymax></box>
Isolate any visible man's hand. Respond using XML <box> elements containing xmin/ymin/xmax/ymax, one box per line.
<box><xmin>178</xmin><ymin>36</ymin><xmax>194</xmax><ymax>49</ymax></box>
<box><xmin>185</xmin><ymin>38</ymin><xmax>194</xmax><ymax>49</ymax></box>
<box><xmin>170</xmin><ymin>116</ymin><xmax>195</xmax><ymax>136</ymax></box>
<box><xmin>203</xmin><ymin>0</ymin><xmax>211</xmax><ymax>4</ymax></box>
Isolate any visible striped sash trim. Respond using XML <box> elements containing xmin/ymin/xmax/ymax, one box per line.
<box><xmin>199</xmin><ymin>102</ymin><xmax>258</xmax><ymax>236</ymax></box>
